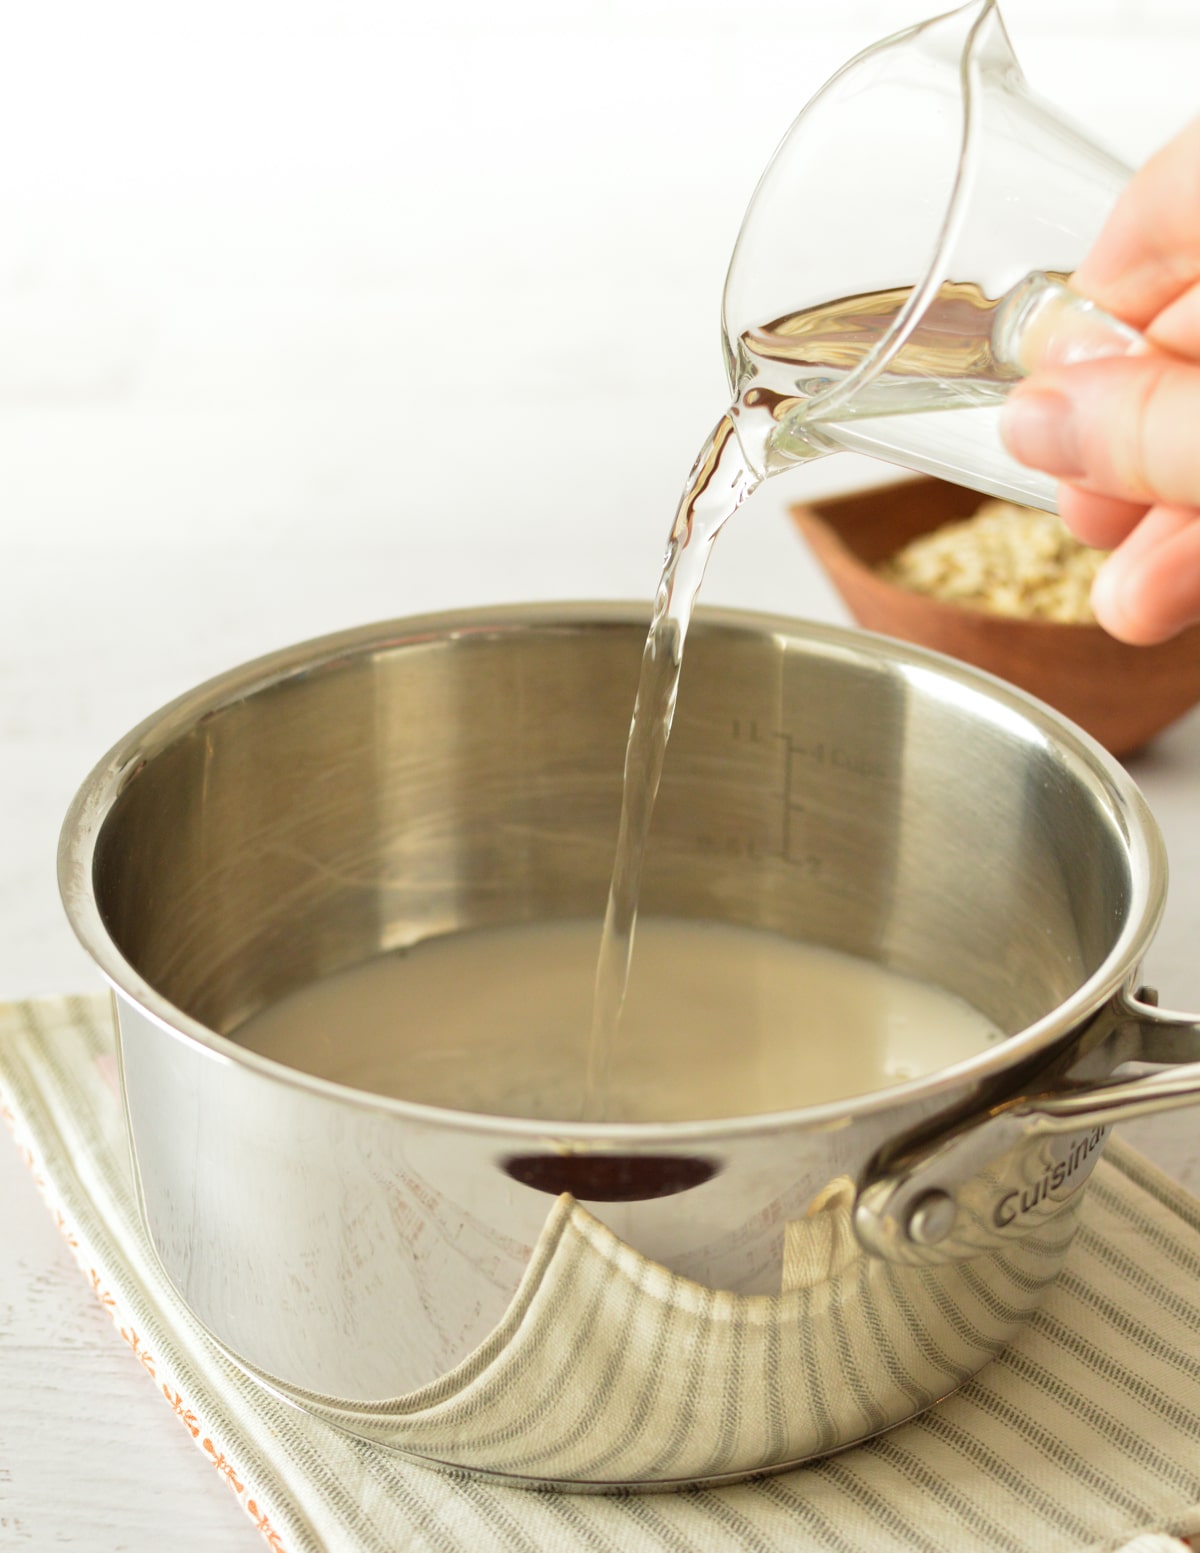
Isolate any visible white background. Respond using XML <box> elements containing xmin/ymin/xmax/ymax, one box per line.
<box><xmin>3</xmin><ymin>3</ymin><xmax>1200</xmax><ymax>1548</ymax></box>
<box><xmin>4</xmin><ymin>0</ymin><xmax>1200</xmax><ymax>998</ymax></box>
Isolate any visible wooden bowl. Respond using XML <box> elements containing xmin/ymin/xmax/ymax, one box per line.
<box><xmin>791</xmin><ymin>477</ymin><xmax>1200</xmax><ymax>757</ymax></box>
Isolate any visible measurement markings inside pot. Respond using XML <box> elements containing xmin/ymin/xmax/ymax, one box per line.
<box><xmin>733</xmin><ymin>721</ymin><xmax>883</xmax><ymax>873</ymax></box>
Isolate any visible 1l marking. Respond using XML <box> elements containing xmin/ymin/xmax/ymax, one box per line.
<box><xmin>731</xmin><ymin>721</ymin><xmax>822</xmax><ymax>874</ymax></box>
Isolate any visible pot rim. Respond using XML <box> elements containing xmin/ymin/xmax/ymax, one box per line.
<box><xmin>58</xmin><ymin>601</ymin><xmax>1168</xmax><ymax>1143</ymax></box>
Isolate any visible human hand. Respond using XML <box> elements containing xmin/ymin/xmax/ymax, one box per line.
<box><xmin>1000</xmin><ymin>117</ymin><xmax>1200</xmax><ymax>644</ymax></box>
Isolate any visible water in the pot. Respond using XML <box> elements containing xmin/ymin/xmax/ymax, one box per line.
<box><xmin>235</xmin><ymin>918</ymin><xmax>1000</xmax><ymax>1124</ymax></box>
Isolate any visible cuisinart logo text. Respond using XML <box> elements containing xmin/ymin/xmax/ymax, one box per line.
<box><xmin>992</xmin><ymin>1126</ymin><xmax>1106</xmax><ymax>1229</ymax></box>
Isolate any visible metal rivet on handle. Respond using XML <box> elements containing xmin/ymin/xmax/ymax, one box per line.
<box><xmin>906</xmin><ymin>1189</ymin><xmax>957</xmax><ymax>1246</ymax></box>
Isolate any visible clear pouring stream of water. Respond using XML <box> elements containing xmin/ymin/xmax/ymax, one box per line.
<box><xmin>583</xmin><ymin>413</ymin><xmax>761</xmax><ymax>1118</ymax></box>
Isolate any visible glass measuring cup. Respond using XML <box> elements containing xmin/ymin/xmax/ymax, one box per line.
<box><xmin>723</xmin><ymin>0</ymin><xmax>1142</xmax><ymax>510</ymax></box>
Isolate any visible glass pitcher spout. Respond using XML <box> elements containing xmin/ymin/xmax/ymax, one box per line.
<box><xmin>721</xmin><ymin>0</ymin><xmax>1134</xmax><ymax>509</ymax></box>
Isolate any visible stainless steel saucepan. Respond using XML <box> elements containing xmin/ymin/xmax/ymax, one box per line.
<box><xmin>58</xmin><ymin>605</ymin><xmax>1200</xmax><ymax>1489</ymax></box>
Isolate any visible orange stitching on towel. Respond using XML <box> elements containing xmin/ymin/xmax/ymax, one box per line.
<box><xmin>203</xmin><ymin>1438</ymin><xmax>246</xmax><ymax>1496</ymax></box>
<box><xmin>162</xmin><ymin>1386</ymin><xmax>202</xmax><ymax>1439</ymax></box>
<box><xmin>88</xmin><ymin>1267</ymin><xmax>116</xmax><ymax>1311</ymax></box>
<box><xmin>19</xmin><ymin>1145</ymin><xmax>44</xmax><ymax>1190</ymax></box>
<box><xmin>248</xmin><ymin>1499</ymin><xmax>288</xmax><ymax>1551</ymax></box>
<box><xmin>119</xmin><ymin>1326</ymin><xmax>157</xmax><ymax>1380</ymax></box>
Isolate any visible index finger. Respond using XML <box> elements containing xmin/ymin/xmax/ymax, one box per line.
<box><xmin>1073</xmin><ymin>116</ymin><xmax>1200</xmax><ymax>330</ymax></box>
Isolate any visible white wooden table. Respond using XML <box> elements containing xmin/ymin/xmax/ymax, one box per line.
<box><xmin>5</xmin><ymin>3</ymin><xmax>1200</xmax><ymax>1546</ymax></box>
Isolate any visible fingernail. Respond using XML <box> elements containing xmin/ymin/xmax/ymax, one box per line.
<box><xmin>1009</xmin><ymin>278</ymin><xmax>1144</xmax><ymax>373</ymax></box>
<box><xmin>1093</xmin><ymin>549</ymin><xmax>1200</xmax><ymax>644</ymax></box>
<box><xmin>1091</xmin><ymin>556</ymin><xmax>1171</xmax><ymax>645</ymax></box>
<box><xmin>999</xmin><ymin>389</ymin><xmax>1086</xmax><ymax>479</ymax></box>
<box><xmin>1090</xmin><ymin>558</ymin><xmax>1123</xmax><ymax>631</ymax></box>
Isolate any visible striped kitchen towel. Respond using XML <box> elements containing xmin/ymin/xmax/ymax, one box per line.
<box><xmin>2</xmin><ymin>992</ymin><xmax>1199</xmax><ymax>1553</ymax></box>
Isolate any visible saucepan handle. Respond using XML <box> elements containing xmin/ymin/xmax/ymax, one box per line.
<box><xmin>854</xmin><ymin>986</ymin><xmax>1200</xmax><ymax>1266</ymax></box>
